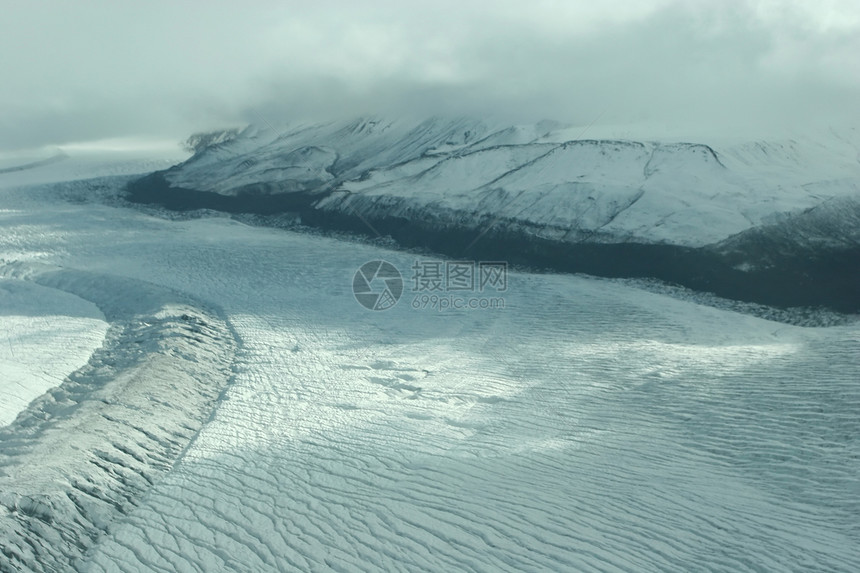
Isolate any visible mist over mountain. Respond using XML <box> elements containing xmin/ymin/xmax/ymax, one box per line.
<box><xmin>2</xmin><ymin>1</ymin><xmax>859</xmax><ymax>151</ymax></box>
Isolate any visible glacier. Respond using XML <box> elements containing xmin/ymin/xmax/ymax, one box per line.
<box><xmin>0</xmin><ymin>279</ymin><xmax>107</xmax><ymax>427</ymax></box>
<box><xmin>0</xmin><ymin>125</ymin><xmax>858</xmax><ymax>572</ymax></box>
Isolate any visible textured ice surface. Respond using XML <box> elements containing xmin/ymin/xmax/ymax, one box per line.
<box><xmin>0</xmin><ymin>145</ymin><xmax>185</xmax><ymax>190</ymax></box>
<box><xmin>0</xmin><ymin>264</ymin><xmax>237</xmax><ymax>571</ymax></box>
<box><xmin>0</xmin><ymin>180</ymin><xmax>858</xmax><ymax>572</ymax></box>
<box><xmin>0</xmin><ymin>280</ymin><xmax>108</xmax><ymax>426</ymax></box>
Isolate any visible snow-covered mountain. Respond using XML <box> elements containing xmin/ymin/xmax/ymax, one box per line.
<box><xmin>127</xmin><ymin>118</ymin><xmax>860</xmax><ymax>312</ymax></box>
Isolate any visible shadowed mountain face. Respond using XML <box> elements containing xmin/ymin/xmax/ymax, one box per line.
<box><xmin>127</xmin><ymin>118</ymin><xmax>860</xmax><ymax>313</ymax></box>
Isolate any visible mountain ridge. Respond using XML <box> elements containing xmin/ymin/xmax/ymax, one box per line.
<box><xmin>126</xmin><ymin>117</ymin><xmax>860</xmax><ymax>312</ymax></box>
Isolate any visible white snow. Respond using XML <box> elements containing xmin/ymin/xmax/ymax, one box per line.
<box><xmin>0</xmin><ymin>280</ymin><xmax>108</xmax><ymax>427</ymax></box>
<box><xmin>328</xmin><ymin>131</ymin><xmax>860</xmax><ymax>245</ymax></box>
<box><xmin>159</xmin><ymin>118</ymin><xmax>860</xmax><ymax>246</ymax></box>
<box><xmin>0</xmin><ymin>140</ymin><xmax>186</xmax><ymax>190</ymax></box>
<box><xmin>0</xmin><ymin>174</ymin><xmax>857</xmax><ymax>572</ymax></box>
<box><xmin>0</xmin><ymin>143</ymin><xmax>186</xmax><ymax>428</ymax></box>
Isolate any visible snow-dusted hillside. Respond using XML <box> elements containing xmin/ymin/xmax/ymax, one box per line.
<box><xmin>127</xmin><ymin>118</ymin><xmax>860</xmax><ymax>311</ymax></box>
<box><xmin>138</xmin><ymin>118</ymin><xmax>860</xmax><ymax>246</ymax></box>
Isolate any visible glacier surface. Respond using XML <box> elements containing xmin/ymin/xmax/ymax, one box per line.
<box><xmin>0</xmin><ymin>171</ymin><xmax>858</xmax><ymax>571</ymax></box>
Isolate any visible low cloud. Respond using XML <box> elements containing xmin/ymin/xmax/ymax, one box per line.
<box><xmin>1</xmin><ymin>0</ymin><xmax>858</xmax><ymax>151</ymax></box>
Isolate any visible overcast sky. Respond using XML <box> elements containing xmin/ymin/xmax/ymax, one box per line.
<box><xmin>1</xmin><ymin>0</ymin><xmax>858</xmax><ymax>151</ymax></box>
